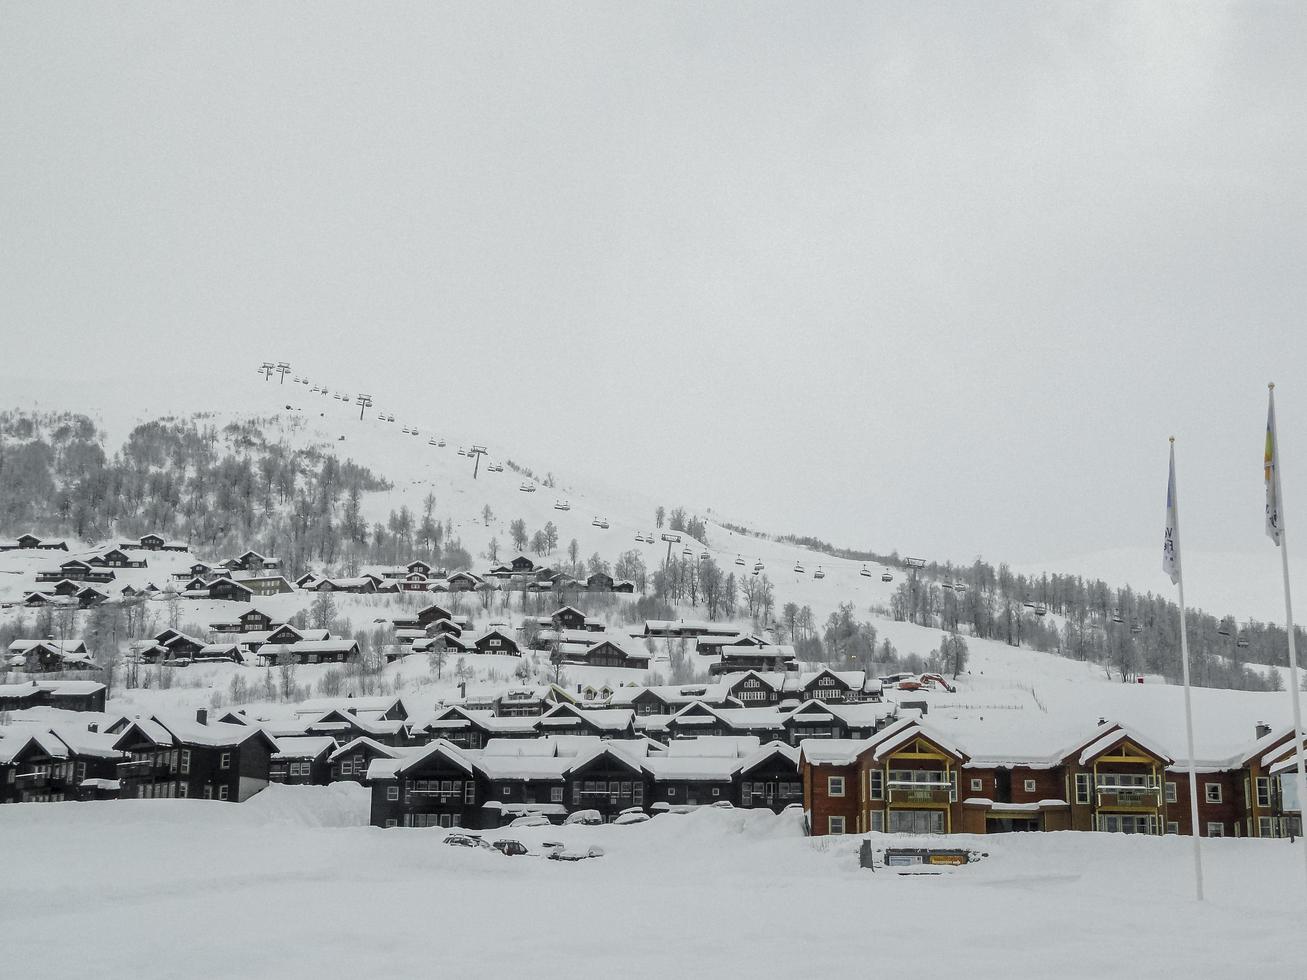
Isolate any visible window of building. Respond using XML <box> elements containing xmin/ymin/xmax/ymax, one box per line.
<box><xmin>1023</xmin><ymin>779</ymin><xmax>1037</xmax><ymax>794</ymax></box>
<box><xmin>1165</xmin><ymin>821</ymin><xmax>1179</xmax><ymax>835</ymax></box>
<box><xmin>869</xmin><ymin>810</ymin><xmax>885</xmax><ymax>832</ymax></box>
<box><xmin>869</xmin><ymin>770</ymin><xmax>883</xmax><ymax>801</ymax></box>
<box><xmin>341</xmin><ymin>760</ymin><xmax>353</xmax><ymax>776</ymax></box>
<box><xmin>387</xmin><ymin>785</ymin><xmax>399</xmax><ymax>801</ymax></box>
<box><xmin>828</xmin><ymin>816</ymin><xmax>846</xmax><ymax>835</ymax></box>
<box><xmin>1206</xmin><ymin>822</ymin><xmax>1224</xmax><ymax>837</ymax></box>
<box><xmin>1258</xmin><ymin>816</ymin><xmax>1276</xmax><ymax>838</ymax></box>
<box><xmin>202</xmin><ymin>785</ymin><xmax>213</xmax><ymax>800</ymax></box>
<box><xmin>667</xmin><ymin>787</ymin><xmax>677</xmax><ymax>797</ymax></box>
<box><xmin>384</xmin><ymin>819</ymin><xmax>397</xmax><ymax>828</ymax></box>
<box><xmin>1075</xmin><ymin>773</ymin><xmax>1091</xmax><ymax>805</ymax></box>
<box><xmin>1165</xmin><ymin>781</ymin><xmax>1177</xmax><ymax>804</ymax></box>
<box><xmin>218</xmin><ymin>785</ymin><xmax>229</xmax><ymax>801</ymax></box>
<box><xmin>969</xmin><ymin>778</ymin><xmax>983</xmax><ymax>792</ymax></box>
<box><xmin>1255</xmin><ymin>777</ymin><xmax>1272</xmax><ymax>808</ymax></box>
<box><xmin>712</xmin><ymin>787</ymin><xmax>721</xmax><ymax>797</ymax></box>
<box><xmin>1204</xmin><ymin>783</ymin><xmax>1223</xmax><ymax>804</ymax></box>
<box><xmin>550</xmin><ymin>786</ymin><xmax>563</xmax><ymax>803</ymax></box>
<box><xmin>828</xmin><ymin>775</ymin><xmax>845</xmax><ymax>797</ymax></box>
<box><xmin>180</xmin><ymin>750</ymin><xmax>191</xmax><ymax>775</ymax></box>
<box><xmin>464</xmin><ymin>781</ymin><xmax>475</xmax><ymax>804</ymax></box>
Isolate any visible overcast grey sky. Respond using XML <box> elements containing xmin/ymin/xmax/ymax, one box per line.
<box><xmin>3</xmin><ymin>2</ymin><xmax>1305</xmax><ymax>585</ymax></box>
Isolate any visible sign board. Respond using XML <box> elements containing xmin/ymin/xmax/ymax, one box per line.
<box><xmin>660</xmin><ymin>533</ymin><xmax>682</xmax><ymax>543</ymax></box>
<box><xmin>928</xmin><ymin>853</ymin><xmax>967</xmax><ymax>866</ymax></box>
<box><xmin>904</xmin><ymin>557</ymin><xmax>927</xmax><ymax>568</ymax></box>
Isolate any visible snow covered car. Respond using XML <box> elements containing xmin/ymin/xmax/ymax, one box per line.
<box><xmin>548</xmin><ymin>845</ymin><xmax>605</xmax><ymax>862</ymax></box>
<box><xmin>564</xmin><ymin>809</ymin><xmax>603</xmax><ymax>826</ymax></box>
<box><xmin>492</xmin><ymin>839</ymin><xmax>529</xmax><ymax>856</ymax></box>
<box><xmin>443</xmin><ymin>834</ymin><xmax>491</xmax><ymax>849</ymax></box>
<box><xmin>508</xmin><ymin>814</ymin><xmax>552</xmax><ymax>828</ymax></box>
<box><xmin>612</xmin><ymin>811</ymin><xmax>650</xmax><ymax>826</ymax></box>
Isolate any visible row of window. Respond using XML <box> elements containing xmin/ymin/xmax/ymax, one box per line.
<box><xmin>131</xmin><ymin>781</ymin><xmax>229</xmax><ymax>800</ymax></box>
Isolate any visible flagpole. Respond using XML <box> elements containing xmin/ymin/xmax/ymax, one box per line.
<box><xmin>1268</xmin><ymin>384</ymin><xmax>1307</xmax><ymax>877</ymax></box>
<box><xmin>1169</xmin><ymin>438</ymin><xmax>1204</xmax><ymax>901</ymax></box>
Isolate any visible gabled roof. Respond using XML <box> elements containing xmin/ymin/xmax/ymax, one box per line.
<box><xmin>393</xmin><ymin>738</ymin><xmax>476</xmax><ymax>776</ymax></box>
<box><xmin>328</xmin><ymin>736</ymin><xmax>402</xmax><ymax>762</ymax></box>
<box><xmin>1073</xmin><ymin>725</ymin><xmax>1173</xmax><ymax>767</ymax></box>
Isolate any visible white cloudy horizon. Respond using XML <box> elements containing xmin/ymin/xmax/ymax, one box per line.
<box><xmin>3</xmin><ymin>2</ymin><xmax>1305</xmax><ymax>616</ymax></box>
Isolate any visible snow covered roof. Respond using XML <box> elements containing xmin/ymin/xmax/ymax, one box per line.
<box><xmin>273</xmin><ymin>736</ymin><xmax>337</xmax><ymax>760</ymax></box>
<box><xmin>1075</xmin><ymin>725</ymin><xmax>1173</xmax><ymax>767</ymax></box>
<box><xmin>328</xmin><ymin>736</ymin><xmax>402</xmax><ymax>762</ymax></box>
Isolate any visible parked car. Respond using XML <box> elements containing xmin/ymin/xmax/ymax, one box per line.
<box><xmin>548</xmin><ymin>845</ymin><xmax>606</xmax><ymax>862</ymax></box>
<box><xmin>508</xmin><ymin>814</ymin><xmax>552</xmax><ymax>828</ymax></box>
<box><xmin>443</xmin><ymin>834</ymin><xmax>491</xmax><ymax>849</ymax></box>
<box><xmin>492</xmin><ymin>839</ymin><xmax>529</xmax><ymax>857</ymax></box>
<box><xmin>538</xmin><ymin>841</ymin><xmax>565</xmax><ymax>856</ymax></box>
<box><xmin>613</xmin><ymin>811</ymin><xmax>650</xmax><ymax>826</ymax></box>
<box><xmin>564</xmin><ymin>809</ymin><xmax>603</xmax><ymax>826</ymax></box>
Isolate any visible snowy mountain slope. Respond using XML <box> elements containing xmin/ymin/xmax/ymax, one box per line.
<box><xmin>4</xmin><ymin>370</ymin><xmax>1307</xmax><ymax>754</ymax></box>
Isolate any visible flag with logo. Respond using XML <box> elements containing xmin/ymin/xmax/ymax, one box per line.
<box><xmin>1267</xmin><ymin>387</ymin><xmax>1282</xmax><ymax>546</ymax></box>
<box><xmin>1163</xmin><ymin>442</ymin><xmax>1180</xmax><ymax>584</ymax></box>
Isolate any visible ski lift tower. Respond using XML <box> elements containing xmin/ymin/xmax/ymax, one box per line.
<box><xmin>660</xmin><ymin>532</ymin><xmax>682</xmax><ymax>567</ymax></box>
<box><xmin>258</xmin><ymin>361</ymin><xmax>275</xmax><ymax>381</ymax></box>
<box><xmin>904</xmin><ymin>557</ymin><xmax>928</xmax><ymax>625</ymax></box>
<box><xmin>355</xmin><ymin>393</ymin><xmax>373</xmax><ymax>420</ymax></box>
<box><xmin>275</xmin><ymin>361</ymin><xmax>291</xmax><ymax>384</ymax></box>
<box><xmin>468</xmin><ymin>445</ymin><xmax>488</xmax><ymax>478</ymax></box>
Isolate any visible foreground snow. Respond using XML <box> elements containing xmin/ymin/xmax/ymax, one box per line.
<box><xmin>1</xmin><ymin>787</ymin><xmax>1303</xmax><ymax>978</ymax></box>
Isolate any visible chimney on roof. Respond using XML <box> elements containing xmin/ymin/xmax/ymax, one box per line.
<box><xmin>1257</xmin><ymin>721</ymin><xmax>1272</xmax><ymax>739</ymax></box>
<box><xmin>88</xmin><ymin>723</ymin><xmax>98</xmax><ymax>733</ymax></box>
<box><xmin>1098</xmin><ymin>717</ymin><xmax>1107</xmax><ymax>727</ymax></box>
<box><xmin>458</xmin><ymin>681</ymin><xmax>466</xmax><ymax>699</ymax></box>
<box><xmin>348</xmin><ymin>707</ymin><xmax>358</xmax><ymax>716</ymax></box>
<box><xmin>196</xmin><ymin>708</ymin><xmax>208</xmax><ymax>726</ymax></box>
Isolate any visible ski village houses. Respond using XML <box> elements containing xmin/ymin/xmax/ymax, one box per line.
<box><xmin>0</xmin><ymin>533</ymin><xmax>1305</xmax><ymax>841</ymax></box>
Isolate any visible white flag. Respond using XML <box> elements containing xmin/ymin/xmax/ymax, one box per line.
<box><xmin>1163</xmin><ymin>443</ymin><xmax>1181</xmax><ymax>585</ymax></box>
<box><xmin>1267</xmin><ymin>387</ymin><xmax>1282</xmax><ymax>546</ymax></box>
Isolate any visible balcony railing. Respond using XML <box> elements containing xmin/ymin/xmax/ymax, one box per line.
<box><xmin>1096</xmin><ymin>786</ymin><xmax>1161</xmax><ymax>809</ymax></box>
<box><xmin>888</xmin><ymin>783</ymin><xmax>952</xmax><ymax>805</ymax></box>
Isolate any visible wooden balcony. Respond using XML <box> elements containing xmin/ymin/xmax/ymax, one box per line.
<box><xmin>888</xmin><ymin>783</ymin><xmax>952</xmax><ymax>805</ymax></box>
<box><xmin>1096</xmin><ymin>786</ymin><xmax>1161</xmax><ymax>810</ymax></box>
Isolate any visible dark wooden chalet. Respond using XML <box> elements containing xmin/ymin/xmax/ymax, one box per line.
<box><xmin>36</xmin><ymin>560</ymin><xmax>115</xmax><ymax>584</ymax></box>
<box><xmin>369</xmin><ymin>741</ymin><xmax>483</xmax><ymax>829</ymax></box>
<box><xmin>0</xmin><ymin>534</ymin><xmax>69</xmax><ymax>551</ymax></box>
<box><xmin>206</xmin><ymin>578</ymin><xmax>256</xmax><ymax>602</ymax></box>
<box><xmin>445</xmin><ymin>571</ymin><xmax>484</xmax><ymax>592</ymax></box>
<box><xmin>585</xmin><ymin>572</ymin><xmax>615</xmax><ymax>592</ymax></box>
<box><xmin>110</xmin><ymin>711</ymin><xmax>278</xmax><ymax>802</ymax></box>
<box><xmin>89</xmin><ymin>547</ymin><xmax>148</xmax><ymax>569</ymax></box>
<box><xmin>560</xmin><ymin>638</ymin><xmax>651</xmax><ymax>670</ymax></box>
<box><xmin>471</xmin><ymin>628</ymin><xmax>520</xmax><ymax>657</ymax></box>
<box><xmin>329</xmin><ymin>736</ymin><xmax>402</xmax><ymax>783</ymax></box>
<box><xmin>0</xmin><ymin>730</ymin><xmax>125</xmax><ymax>804</ymax></box>
<box><xmin>0</xmin><ymin>680</ymin><xmax>107</xmax><ymax>713</ymax></box>
<box><xmin>7</xmin><ymin>640</ymin><xmax>99</xmax><ymax>673</ymax></box>
<box><xmin>736</xmin><ymin>742</ymin><xmax>803</xmax><ymax>812</ymax></box>
<box><xmin>269</xmin><ymin>737</ymin><xmax>335</xmax><ymax>785</ymax></box>
<box><xmin>563</xmin><ymin>744</ymin><xmax>650</xmax><ymax>820</ymax></box>
<box><xmin>537</xmin><ymin>703</ymin><xmax>635</xmax><ymax>739</ymax></box>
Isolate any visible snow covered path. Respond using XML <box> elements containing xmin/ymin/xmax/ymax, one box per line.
<box><xmin>1</xmin><ymin>787</ymin><xmax>1303</xmax><ymax>978</ymax></box>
